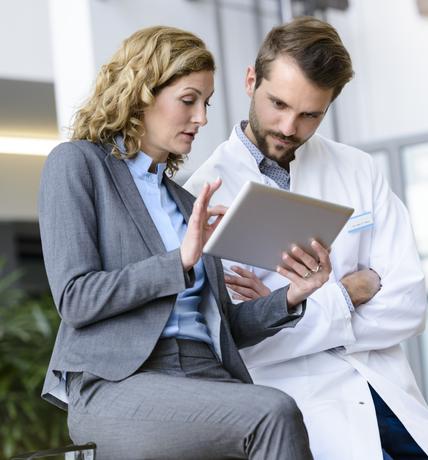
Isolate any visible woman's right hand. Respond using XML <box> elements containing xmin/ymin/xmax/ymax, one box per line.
<box><xmin>180</xmin><ymin>178</ymin><xmax>227</xmax><ymax>271</ymax></box>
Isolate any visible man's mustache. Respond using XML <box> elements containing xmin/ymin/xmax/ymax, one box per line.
<box><xmin>267</xmin><ymin>131</ymin><xmax>300</xmax><ymax>144</ymax></box>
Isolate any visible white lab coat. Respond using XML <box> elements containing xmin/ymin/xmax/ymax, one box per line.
<box><xmin>184</xmin><ymin>126</ymin><xmax>428</xmax><ymax>459</ymax></box>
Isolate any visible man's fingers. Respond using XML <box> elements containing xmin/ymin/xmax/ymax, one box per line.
<box><xmin>232</xmin><ymin>293</ymin><xmax>251</xmax><ymax>301</ymax></box>
<box><xmin>230</xmin><ymin>265</ymin><xmax>255</xmax><ymax>279</ymax></box>
<box><xmin>226</xmin><ymin>283</ymin><xmax>258</xmax><ymax>299</ymax></box>
<box><xmin>224</xmin><ymin>274</ymin><xmax>255</xmax><ymax>289</ymax></box>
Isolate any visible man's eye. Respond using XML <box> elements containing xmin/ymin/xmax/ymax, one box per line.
<box><xmin>273</xmin><ymin>100</ymin><xmax>284</xmax><ymax>109</ymax></box>
<box><xmin>303</xmin><ymin>113</ymin><xmax>318</xmax><ymax>119</ymax></box>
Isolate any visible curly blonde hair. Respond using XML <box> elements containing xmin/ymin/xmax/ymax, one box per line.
<box><xmin>71</xmin><ymin>26</ymin><xmax>215</xmax><ymax>175</ymax></box>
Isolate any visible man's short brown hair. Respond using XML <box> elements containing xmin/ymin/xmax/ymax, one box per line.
<box><xmin>255</xmin><ymin>16</ymin><xmax>354</xmax><ymax>100</ymax></box>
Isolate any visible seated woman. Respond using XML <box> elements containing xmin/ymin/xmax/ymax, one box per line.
<box><xmin>38</xmin><ymin>25</ymin><xmax>331</xmax><ymax>460</ymax></box>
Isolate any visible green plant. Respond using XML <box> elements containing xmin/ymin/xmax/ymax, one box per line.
<box><xmin>0</xmin><ymin>261</ymin><xmax>69</xmax><ymax>459</ymax></box>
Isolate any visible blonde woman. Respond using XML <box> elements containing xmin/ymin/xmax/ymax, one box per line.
<box><xmin>39</xmin><ymin>25</ymin><xmax>330</xmax><ymax>459</ymax></box>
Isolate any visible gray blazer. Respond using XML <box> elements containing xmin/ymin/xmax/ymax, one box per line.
<box><xmin>39</xmin><ymin>140</ymin><xmax>304</xmax><ymax>409</ymax></box>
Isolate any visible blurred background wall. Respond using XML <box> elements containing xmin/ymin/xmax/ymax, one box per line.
<box><xmin>1</xmin><ymin>0</ymin><xmax>427</xmax><ymax>395</ymax></box>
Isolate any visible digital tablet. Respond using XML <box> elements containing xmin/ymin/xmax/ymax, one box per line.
<box><xmin>203</xmin><ymin>181</ymin><xmax>354</xmax><ymax>271</ymax></box>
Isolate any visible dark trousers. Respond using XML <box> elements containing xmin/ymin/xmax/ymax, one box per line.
<box><xmin>369</xmin><ymin>385</ymin><xmax>427</xmax><ymax>459</ymax></box>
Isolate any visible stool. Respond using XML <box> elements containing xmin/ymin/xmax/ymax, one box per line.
<box><xmin>10</xmin><ymin>442</ymin><xmax>96</xmax><ymax>459</ymax></box>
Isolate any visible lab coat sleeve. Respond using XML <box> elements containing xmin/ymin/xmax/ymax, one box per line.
<box><xmin>239</xmin><ymin>269</ymin><xmax>358</xmax><ymax>367</ymax></box>
<box><xmin>343</xmin><ymin>164</ymin><xmax>427</xmax><ymax>354</ymax></box>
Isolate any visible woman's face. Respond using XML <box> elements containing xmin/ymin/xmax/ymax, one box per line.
<box><xmin>140</xmin><ymin>70</ymin><xmax>214</xmax><ymax>163</ymax></box>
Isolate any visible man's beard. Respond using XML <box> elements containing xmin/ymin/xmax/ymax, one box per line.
<box><xmin>248</xmin><ymin>99</ymin><xmax>303</xmax><ymax>169</ymax></box>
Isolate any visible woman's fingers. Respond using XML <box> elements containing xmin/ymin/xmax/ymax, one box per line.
<box><xmin>198</xmin><ymin>178</ymin><xmax>222</xmax><ymax>211</ymax></box>
<box><xmin>277</xmin><ymin>241</ymin><xmax>332</xmax><ymax>308</ymax></box>
<box><xmin>207</xmin><ymin>205</ymin><xmax>228</xmax><ymax>219</ymax></box>
<box><xmin>282</xmin><ymin>252</ymin><xmax>312</xmax><ymax>278</ymax></box>
<box><xmin>310</xmin><ymin>240</ymin><xmax>332</xmax><ymax>272</ymax></box>
<box><xmin>281</xmin><ymin>241</ymin><xmax>331</xmax><ymax>277</ymax></box>
<box><xmin>276</xmin><ymin>265</ymin><xmax>303</xmax><ymax>284</ymax></box>
<box><xmin>190</xmin><ymin>183</ymin><xmax>209</xmax><ymax>226</ymax></box>
<box><xmin>206</xmin><ymin>177</ymin><xmax>222</xmax><ymax>200</ymax></box>
<box><xmin>288</xmin><ymin>245</ymin><xmax>319</xmax><ymax>272</ymax></box>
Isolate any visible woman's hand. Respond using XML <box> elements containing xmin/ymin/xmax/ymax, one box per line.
<box><xmin>225</xmin><ymin>266</ymin><xmax>271</xmax><ymax>301</ymax></box>
<box><xmin>278</xmin><ymin>240</ymin><xmax>332</xmax><ymax>309</ymax></box>
<box><xmin>180</xmin><ymin>178</ymin><xmax>227</xmax><ymax>271</ymax></box>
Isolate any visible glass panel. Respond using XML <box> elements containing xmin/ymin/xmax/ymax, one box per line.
<box><xmin>402</xmin><ymin>143</ymin><xmax>428</xmax><ymax>289</ymax></box>
<box><xmin>402</xmin><ymin>142</ymin><xmax>428</xmax><ymax>395</ymax></box>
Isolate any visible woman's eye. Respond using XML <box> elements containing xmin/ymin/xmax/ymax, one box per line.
<box><xmin>182</xmin><ymin>99</ymin><xmax>194</xmax><ymax>105</ymax></box>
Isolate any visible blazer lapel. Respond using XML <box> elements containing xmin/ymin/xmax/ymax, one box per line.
<box><xmin>163</xmin><ymin>175</ymin><xmax>192</xmax><ymax>223</ymax></box>
<box><xmin>104</xmin><ymin>150</ymin><xmax>165</xmax><ymax>255</ymax></box>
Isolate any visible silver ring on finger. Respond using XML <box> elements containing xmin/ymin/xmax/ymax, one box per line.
<box><xmin>311</xmin><ymin>263</ymin><xmax>322</xmax><ymax>273</ymax></box>
<box><xmin>303</xmin><ymin>271</ymin><xmax>312</xmax><ymax>279</ymax></box>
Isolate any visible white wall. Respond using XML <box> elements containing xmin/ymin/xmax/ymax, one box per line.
<box><xmin>1</xmin><ymin>0</ymin><xmax>428</xmax><ymax>215</ymax></box>
<box><xmin>0</xmin><ymin>0</ymin><xmax>53</xmax><ymax>82</ymax></box>
<box><xmin>47</xmin><ymin>0</ymin><xmax>281</xmax><ymax>181</ymax></box>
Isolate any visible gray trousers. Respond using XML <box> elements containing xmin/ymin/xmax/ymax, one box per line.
<box><xmin>67</xmin><ymin>338</ymin><xmax>312</xmax><ymax>460</ymax></box>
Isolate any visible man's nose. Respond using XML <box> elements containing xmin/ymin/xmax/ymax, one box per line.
<box><xmin>279</xmin><ymin>113</ymin><xmax>298</xmax><ymax>137</ymax></box>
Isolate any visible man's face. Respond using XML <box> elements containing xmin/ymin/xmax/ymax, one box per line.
<box><xmin>245</xmin><ymin>55</ymin><xmax>334</xmax><ymax>167</ymax></box>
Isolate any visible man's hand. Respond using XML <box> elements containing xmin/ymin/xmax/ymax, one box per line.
<box><xmin>224</xmin><ymin>266</ymin><xmax>271</xmax><ymax>301</ymax></box>
<box><xmin>180</xmin><ymin>178</ymin><xmax>227</xmax><ymax>271</ymax></box>
<box><xmin>340</xmin><ymin>268</ymin><xmax>381</xmax><ymax>307</ymax></box>
<box><xmin>278</xmin><ymin>240</ymin><xmax>332</xmax><ymax>310</ymax></box>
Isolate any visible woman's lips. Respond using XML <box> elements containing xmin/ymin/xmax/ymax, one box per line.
<box><xmin>181</xmin><ymin>132</ymin><xmax>196</xmax><ymax>141</ymax></box>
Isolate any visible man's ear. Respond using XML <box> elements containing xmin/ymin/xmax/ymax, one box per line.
<box><xmin>245</xmin><ymin>66</ymin><xmax>256</xmax><ymax>97</ymax></box>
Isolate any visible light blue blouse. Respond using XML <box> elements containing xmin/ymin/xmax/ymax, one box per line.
<box><xmin>125</xmin><ymin>150</ymin><xmax>213</xmax><ymax>345</ymax></box>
